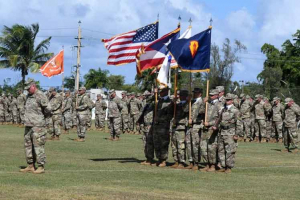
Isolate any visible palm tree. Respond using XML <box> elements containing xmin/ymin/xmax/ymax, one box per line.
<box><xmin>84</xmin><ymin>68</ymin><xmax>109</xmax><ymax>89</ymax></box>
<box><xmin>0</xmin><ymin>23</ymin><xmax>53</xmax><ymax>88</ymax></box>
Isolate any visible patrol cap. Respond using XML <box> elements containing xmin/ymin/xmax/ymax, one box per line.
<box><xmin>264</xmin><ymin>97</ymin><xmax>269</xmax><ymax>101</ymax></box>
<box><xmin>240</xmin><ymin>93</ymin><xmax>245</xmax><ymax>98</ymax></box>
<box><xmin>179</xmin><ymin>90</ymin><xmax>189</xmax><ymax>96</ymax></box>
<box><xmin>273</xmin><ymin>97</ymin><xmax>280</xmax><ymax>101</ymax></box>
<box><xmin>109</xmin><ymin>89</ymin><xmax>115</xmax><ymax>94</ymax></box>
<box><xmin>285</xmin><ymin>98</ymin><xmax>293</xmax><ymax>104</ymax></box>
<box><xmin>192</xmin><ymin>87</ymin><xmax>203</xmax><ymax>93</ymax></box>
<box><xmin>24</xmin><ymin>79</ymin><xmax>35</xmax><ymax>90</ymax></box>
<box><xmin>121</xmin><ymin>91</ymin><xmax>127</xmax><ymax>95</ymax></box>
<box><xmin>97</xmin><ymin>94</ymin><xmax>102</xmax><ymax>97</ymax></box>
<box><xmin>143</xmin><ymin>90</ymin><xmax>151</xmax><ymax>96</ymax></box>
<box><xmin>137</xmin><ymin>93</ymin><xmax>141</xmax><ymax>97</ymax></box>
<box><xmin>216</xmin><ymin>86</ymin><xmax>224</xmax><ymax>92</ymax></box>
<box><xmin>246</xmin><ymin>95</ymin><xmax>251</xmax><ymax>99</ymax></box>
<box><xmin>209</xmin><ymin>89</ymin><xmax>219</xmax><ymax>95</ymax></box>
<box><xmin>225</xmin><ymin>93</ymin><xmax>235</xmax><ymax>100</ymax></box>
<box><xmin>49</xmin><ymin>87</ymin><xmax>55</xmax><ymax>92</ymax></box>
<box><xmin>255</xmin><ymin>94</ymin><xmax>262</xmax><ymax>99</ymax></box>
<box><xmin>78</xmin><ymin>87</ymin><xmax>86</xmax><ymax>91</ymax></box>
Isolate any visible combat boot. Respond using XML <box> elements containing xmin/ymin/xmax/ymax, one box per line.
<box><xmin>48</xmin><ymin>136</ymin><xmax>56</xmax><ymax>141</ymax></box>
<box><xmin>114</xmin><ymin>137</ymin><xmax>120</xmax><ymax>141</ymax></box>
<box><xmin>192</xmin><ymin>165</ymin><xmax>199</xmax><ymax>171</ymax></box>
<box><xmin>281</xmin><ymin>148</ymin><xmax>289</xmax><ymax>153</ymax></box>
<box><xmin>20</xmin><ymin>164</ymin><xmax>35</xmax><ymax>173</ymax></box>
<box><xmin>108</xmin><ymin>137</ymin><xmax>114</xmax><ymax>141</ymax></box>
<box><xmin>291</xmin><ymin>149</ymin><xmax>298</xmax><ymax>153</ymax></box>
<box><xmin>255</xmin><ymin>137</ymin><xmax>259</xmax><ymax>143</ymax></box>
<box><xmin>54</xmin><ymin>136</ymin><xmax>60</xmax><ymax>141</ymax></box>
<box><xmin>225</xmin><ymin>168</ymin><xmax>232</xmax><ymax>174</ymax></box>
<box><xmin>206</xmin><ymin>165</ymin><xmax>216</xmax><ymax>172</ymax></box>
<box><xmin>216</xmin><ymin>168</ymin><xmax>226</xmax><ymax>173</ymax></box>
<box><xmin>170</xmin><ymin>162</ymin><xmax>179</xmax><ymax>168</ymax></box>
<box><xmin>158</xmin><ymin>161</ymin><xmax>166</xmax><ymax>167</ymax></box>
<box><xmin>199</xmin><ymin>165</ymin><xmax>209</xmax><ymax>172</ymax></box>
<box><xmin>184</xmin><ymin>162</ymin><xmax>194</xmax><ymax>169</ymax></box>
<box><xmin>33</xmin><ymin>166</ymin><xmax>45</xmax><ymax>174</ymax></box>
<box><xmin>279</xmin><ymin>138</ymin><xmax>283</xmax><ymax>143</ymax></box>
<box><xmin>177</xmin><ymin>163</ymin><xmax>186</xmax><ymax>169</ymax></box>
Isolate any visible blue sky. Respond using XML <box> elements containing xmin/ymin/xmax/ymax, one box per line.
<box><xmin>0</xmin><ymin>0</ymin><xmax>299</xmax><ymax>89</ymax></box>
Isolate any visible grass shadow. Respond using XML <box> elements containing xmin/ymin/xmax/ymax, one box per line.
<box><xmin>89</xmin><ymin>157</ymin><xmax>143</xmax><ymax>163</ymax></box>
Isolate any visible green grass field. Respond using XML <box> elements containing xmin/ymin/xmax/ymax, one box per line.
<box><xmin>0</xmin><ymin>125</ymin><xmax>300</xmax><ymax>200</ymax></box>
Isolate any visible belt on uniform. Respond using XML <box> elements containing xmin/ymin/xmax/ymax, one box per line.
<box><xmin>221</xmin><ymin>124</ymin><xmax>235</xmax><ymax>130</ymax></box>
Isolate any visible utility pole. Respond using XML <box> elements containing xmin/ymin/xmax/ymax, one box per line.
<box><xmin>75</xmin><ymin>21</ymin><xmax>83</xmax><ymax>91</ymax></box>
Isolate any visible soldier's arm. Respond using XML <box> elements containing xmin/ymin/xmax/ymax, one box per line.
<box><xmin>38</xmin><ymin>93</ymin><xmax>52</xmax><ymax>115</ymax></box>
<box><xmin>77</xmin><ymin>96</ymin><xmax>88</xmax><ymax>111</ymax></box>
<box><xmin>63</xmin><ymin>98</ymin><xmax>72</xmax><ymax>112</ymax></box>
<box><xmin>52</xmin><ymin>96</ymin><xmax>63</xmax><ymax>112</ymax></box>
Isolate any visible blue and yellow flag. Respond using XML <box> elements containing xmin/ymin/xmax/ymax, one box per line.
<box><xmin>167</xmin><ymin>27</ymin><xmax>211</xmax><ymax>72</ymax></box>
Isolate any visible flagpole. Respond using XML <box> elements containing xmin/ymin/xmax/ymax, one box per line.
<box><xmin>154</xmin><ymin>14</ymin><xmax>159</xmax><ymax>121</ymax></box>
<box><xmin>188</xmin><ymin>18</ymin><xmax>193</xmax><ymax>127</ymax></box>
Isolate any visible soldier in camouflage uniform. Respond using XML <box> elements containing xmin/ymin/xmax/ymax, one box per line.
<box><xmin>95</xmin><ymin>94</ymin><xmax>107</xmax><ymax>131</ymax></box>
<box><xmin>17</xmin><ymin>89</ymin><xmax>26</xmax><ymax>126</ymax></box>
<box><xmin>75</xmin><ymin>87</ymin><xmax>90</xmax><ymax>142</ymax></box>
<box><xmin>282</xmin><ymin>98</ymin><xmax>300</xmax><ymax>153</ymax></box>
<box><xmin>62</xmin><ymin>90</ymin><xmax>73</xmax><ymax>134</ymax></box>
<box><xmin>170</xmin><ymin>90</ymin><xmax>189</xmax><ymax>169</ymax></box>
<box><xmin>20</xmin><ymin>79</ymin><xmax>51</xmax><ymax>174</ymax></box>
<box><xmin>108</xmin><ymin>89</ymin><xmax>123</xmax><ymax>141</ymax></box>
<box><xmin>216</xmin><ymin>86</ymin><xmax>225</xmax><ymax>105</ymax></box>
<box><xmin>72</xmin><ymin>92</ymin><xmax>78</xmax><ymax>129</ymax></box>
<box><xmin>217</xmin><ymin>93</ymin><xmax>240</xmax><ymax>173</ymax></box>
<box><xmin>48</xmin><ymin>87</ymin><xmax>63</xmax><ymax>140</ymax></box>
<box><xmin>264</xmin><ymin>97</ymin><xmax>273</xmax><ymax>142</ymax></box>
<box><xmin>3</xmin><ymin>94</ymin><xmax>11</xmax><ymax>124</ymax></box>
<box><xmin>272</xmin><ymin>97</ymin><xmax>284</xmax><ymax>143</ymax></box>
<box><xmin>239</xmin><ymin>94</ymin><xmax>253</xmax><ymax>142</ymax></box>
<box><xmin>185</xmin><ymin>88</ymin><xmax>205</xmax><ymax>171</ymax></box>
<box><xmin>138</xmin><ymin>91</ymin><xmax>155</xmax><ymax>165</ymax></box>
<box><xmin>201</xmin><ymin>89</ymin><xmax>221</xmax><ymax>172</ymax></box>
<box><xmin>10</xmin><ymin>96</ymin><xmax>18</xmax><ymax>125</ymax></box>
<box><xmin>86</xmin><ymin>93</ymin><xmax>95</xmax><ymax>131</ymax></box>
<box><xmin>121</xmin><ymin>92</ymin><xmax>130</xmax><ymax>133</ymax></box>
<box><xmin>0</xmin><ymin>94</ymin><xmax>5</xmax><ymax>124</ymax></box>
<box><xmin>152</xmin><ymin>87</ymin><xmax>173</xmax><ymax>167</ymax></box>
<box><xmin>253</xmin><ymin>94</ymin><xmax>271</xmax><ymax>142</ymax></box>
<box><xmin>129</xmin><ymin>93</ymin><xmax>141</xmax><ymax>134</ymax></box>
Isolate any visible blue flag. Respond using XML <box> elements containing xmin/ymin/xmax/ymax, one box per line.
<box><xmin>167</xmin><ymin>28</ymin><xmax>211</xmax><ymax>72</ymax></box>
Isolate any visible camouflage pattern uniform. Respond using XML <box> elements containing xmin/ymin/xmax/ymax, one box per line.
<box><xmin>62</xmin><ymin>93</ymin><xmax>73</xmax><ymax>132</ymax></box>
<box><xmin>283</xmin><ymin>98</ymin><xmax>300</xmax><ymax>151</ymax></box>
<box><xmin>153</xmin><ymin>88</ymin><xmax>173</xmax><ymax>164</ymax></box>
<box><xmin>0</xmin><ymin>95</ymin><xmax>5</xmax><ymax>123</ymax></box>
<box><xmin>272</xmin><ymin>97</ymin><xmax>284</xmax><ymax>141</ymax></box>
<box><xmin>17</xmin><ymin>91</ymin><xmax>26</xmax><ymax>125</ymax></box>
<box><xmin>129</xmin><ymin>95</ymin><xmax>141</xmax><ymax>134</ymax></box>
<box><xmin>108</xmin><ymin>89</ymin><xmax>123</xmax><ymax>139</ymax></box>
<box><xmin>239</xmin><ymin>94</ymin><xmax>253</xmax><ymax>141</ymax></box>
<box><xmin>23</xmin><ymin>79</ymin><xmax>51</xmax><ymax>168</ymax></box>
<box><xmin>49</xmin><ymin>89</ymin><xmax>63</xmax><ymax>138</ymax></box>
<box><xmin>86</xmin><ymin>94</ymin><xmax>95</xmax><ymax>129</ymax></box>
<box><xmin>121</xmin><ymin>92</ymin><xmax>130</xmax><ymax>133</ymax></box>
<box><xmin>171</xmin><ymin>90</ymin><xmax>189</xmax><ymax>165</ymax></box>
<box><xmin>95</xmin><ymin>95</ymin><xmax>107</xmax><ymax>130</ymax></box>
<box><xmin>253</xmin><ymin>95</ymin><xmax>271</xmax><ymax>141</ymax></box>
<box><xmin>10</xmin><ymin>97</ymin><xmax>18</xmax><ymax>124</ymax></box>
<box><xmin>218</xmin><ymin>93</ymin><xmax>239</xmax><ymax>170</ymax></box>
<box><xmin>264</xmin><ymin>98</ymin><xmax>273</xmax><ymax>141</ymax></box>
<box><xmin>72</xmin><ymin>94</ymin><xmax>77</xmax><ymax>128</ymax></box>
<box><xmin>3</xmin><ymin>95</ymin><xmax>11</xmax><ymax>123</ymax></box>
<box><xmin>76</xmin><ymin>87</ymin><xmax>90</xmax><ymax>139</ymax></box>
<box><xmin>138</xmin><ymin>91</ymin><xmax>155</xmax><ymax>162</ymax></box>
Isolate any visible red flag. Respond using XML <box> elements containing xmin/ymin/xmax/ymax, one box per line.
<box><xmin>40</xmin><ymin>50</ymin><xmax>64</xmax><ymax>78</ymax></box>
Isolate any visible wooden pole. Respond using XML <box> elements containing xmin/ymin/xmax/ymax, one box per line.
<box><xmin>173</xmin><ymin>68</ymin><xmax>178</xmax><ymax>120</ymax></box>
<box><xmin>205</xmin><ymin>79</ymin><xmax>209</xmax><ymax>124</ymax></box>
<box><xmin>61</xmin><ymin>47</ymin><xmax>65</xmax><ymax>94</ymax></box>
<box><xmin>188</xmin><ymin>72</ymin><xmax>192</xmax><ymax>126</ymax></box>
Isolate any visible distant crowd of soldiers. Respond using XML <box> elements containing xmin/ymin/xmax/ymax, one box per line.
<box><xmin>2</xmin><ymin>78</ymin><xmax>300</xmax><ymax>174</ymax></box>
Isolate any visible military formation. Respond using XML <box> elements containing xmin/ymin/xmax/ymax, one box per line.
<box><xmin>1</xmin><ymin>78</ymin><xmax>299</xmax><ymax>174</ymax></box>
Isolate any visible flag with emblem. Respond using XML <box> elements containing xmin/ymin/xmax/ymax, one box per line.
<box><xmin>136</xmin><ymin>27</ymin><xmax>180</xmax><ymax>75</ymax></box>
<box><xmin>40</xmin><ymin>50</ymin><xmax>64</xmax><ymax>78</ymax></box>
<box><xmin>102</xmin><ymin>21</ymin><xmax>159</xmax><ymax>66</ymax></box>
<box><xmin>167</xmin><ymin>27</ymin><xmax>211</xmax><ymax>72</ymax></box>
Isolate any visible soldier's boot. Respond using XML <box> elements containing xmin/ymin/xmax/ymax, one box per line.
<box><xmin>199</xmin><ymin>165</ymin><xmax>209</xmax><ymax>172</ymax></box>
<box><xmin>33</xmin><ymin>166</ymin><xmax>45</xmax><ymax>174</ymax></box>
<box><xmin>54</xmin><ymin>136</ymin><xmax>60</xmax><ymax>141</ymax></box>
<box><xmin>113</xmin><ymin>137</ymin><xmax>120</xmax><ymax>141</ymax></box>
<box><xmin>176</xmin><ymin>163</ymin><xmax>186</xmax><ymax>169</ymax></box>
<box><xmin>108</xmin><ymin>137</ymin><xmax>114</xmax><ymax>141</ymax></box>
<box><xmin>141</xmin><ymin>159</ymin><xmax>152</xmax><ymax>165</ymax></box>
<box><xmin>262</xmin><ymin>138</ymin><xmax>267</xmax><ymax>143</ymax></box>
<box><xmin>281</xmin><ymin>148</ymin><xmax>289</xmax><ymax>153</ymax></box>
<box><xmin>192</xmin><ymin>165</ymin><xmax>199</xmax><ymax>171</ymax></box>
<box><xmin>170</xmin><ymin>162</ymin><xmax>179</xmax><ymax>168</ymax></box>
<box><xmin>20</xmin><ymin>164</ymin><xmax>35</xmax><ymax>173</ymax></box>
<box><xmin>216</xmin><ymin>168</ymin><xmax>226</xmax><ymax>173</ymax></box>
<box><xmin>279</xmin><ymin>138</ymin><xmax>283</xmax><ymax>143</ymax></box>
<box><xmin>184</xmin><ymin>162</ymin><xmax>194</xmax><ymax>169</ymax></box>
<box><xmin>206</xmin><ymin>165</ymin><xmax>216</xmax><ymax>172</ymax></box>
<box><xmin>48</xmin><ymin>135</ymin><xmax>55</xmax><ymax>141</ymax></box>
<box><xmin>291</xmin><ymin>149</ymin><xmax>298</xmax><ymax>153</ymax></box>
<box><xmin>255</xmin><ymin>137</ymin><xmax>259</xmax><ymax>143</ymax></box>
<box><xmin>225</xmin><ymin>168</ymin><xmax>232</xmax><ymax>174</ymax></box>
<box><xmin>158</xmin><ymin>160</ymin><xmax>167</xmax><ymax>167</ymax></box>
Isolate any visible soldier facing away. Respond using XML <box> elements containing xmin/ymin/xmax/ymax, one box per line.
<box><xmin>95</xmin><ymin>94</ymin><xmax>107</xmax><ymax>131</ymax></box>
<box><xmin>62</xmin><ymin>90</ymin><xmax>73</xmax><ymax>134</ymax></box>
<box><xmin>20</xmin><ymin>79</ymin><xmax>51</xmax><ymax>174</ymax></box>
<box><xmin>75</xmin><ymin>87</ymin><xmax>90</xmax><ymax>142</ymax></box>
<box><xmin>48</xmin><ymin>87</ymin><xmax>63</xmax><ymax>140</ymax></box>
<box><xmin>108</xmin><ymin>89</ymin><xmax>123</xmax><ymax>141</ymax></box>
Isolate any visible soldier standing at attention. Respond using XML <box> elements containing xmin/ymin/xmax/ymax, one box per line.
<box><xmin>264</xmin><ymin>97</ymin><xmax>273</xmax><ymax>142</ymax></box>
<box><xmin>62</xmin><ymin>90</ymin><xmax>73</xmax><ymax>134</ymax></box>
<box><xmin>17</xmin><ymin>89</ymin><xmax>26</xmax><ymax>126</ymax></box>
<box><xmin>138</xmin><ymin>91</ymin><xmax>155</xmax><ymax>165</ymax></box>
<box><xmin>129</xmin><ymin>93</ymin><xmax>141</xmax><ymax>134</ymax></box>
<box><xmin>108</xmin><ymin>89</ymin><xmax>123</xmax><ymax>141</ymax></box>
<box><xmin>217</xmin><ymin>93</ymin><xmax>240</xmax><ymax>173</ymax></box>
<box><xmin>86</xmin><ymin>93</ymin><xmax>95</xmax><ymax>131</ymax></box>
<box><xmin>201</xmin><ymin>89</ymin><xmax>220</xmax><ymax>172</ymax></box>
<box><xmin>170</xmin><ymin>90</ymin><xmax>189</xmax><ymax>169</ymax></box>
<box><xmin>271</xmin><ymin>97</ymin><xmax>284</xmax><ymax>143</ymax></box>
<box><xmin>48</xmin><ymin>87</ymin><xmax>63</xmax><ymax>140</ymax></box>
<box><xmin>95</xmin><ymin>94</ymin><xmax>107</xmax><ymax>131</ymax></box>
<box><xmin>20</xmin><ymin>79</ymin><xmax>51</xmax><ymax>174</ymax></box>
<box><xmin>239</xmin><ymin>94</ymin><xmax>253</xmax><ymax>142</ymax></box>
<box><xmin>152</xmin><ymin>87</ymin><xmax>173</xmax><ymax>167</ymax></box>
<box><xmin>216</xmin><ymin>86</ymin><xmax>225</xmax><ymax>105</ymax></box>
<box><xmin>75</xmin><ymin>87</ymin><xmax>90</xmax><ymax>142</ymax></box>
<box><xmin>282</xmin><ymin>98</ymin><xmax>300</xmax><ymax>153</ymax></box>
<box><xmin>11</xmin><ymin>96</ymin><xmax>18</xmax><ymax>125</ymax></box>
<box><xmin>0</xmin><ymin>94</ymin><xmax>5</xmax><ymax>125</ymax></box>
<box><xmin>121</xmin><ymin>92</ymin><xmax>130</xmax><ymax>134</ymax></box>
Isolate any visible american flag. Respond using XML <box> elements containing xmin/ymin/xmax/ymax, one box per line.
<box><xmin>102</xmin><ymin>22</ymin><xmax>159</xmax><ymax>66</ymax></box>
